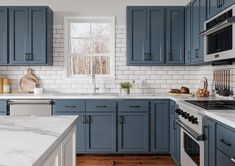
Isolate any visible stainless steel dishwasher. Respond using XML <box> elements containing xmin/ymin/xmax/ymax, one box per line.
<box><xmin>8</xmin><ymin>100</ymin><xmax>53</xmax><ymax>116</ymax></box>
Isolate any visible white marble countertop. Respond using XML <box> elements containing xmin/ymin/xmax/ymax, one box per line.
<box><xmin>0</xmin><ymin>115</ymin><xmax>78</xmax><ymax>166</ymax></box>
<box><xmin>0</xmin><ymin>92</ymin><xmax>235</xmax><ymax>129</ymax></box>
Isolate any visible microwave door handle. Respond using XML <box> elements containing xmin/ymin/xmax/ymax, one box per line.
<box><xmin>175</xmin><ymin>119</ymin><xmax>205</xmax><ymax>141</ymax></box>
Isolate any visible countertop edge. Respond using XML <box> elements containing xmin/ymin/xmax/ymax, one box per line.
<box><xmin>32</xmin><ymin>116</ymin><xmax>79</xmax><ymax>166</ymax></box>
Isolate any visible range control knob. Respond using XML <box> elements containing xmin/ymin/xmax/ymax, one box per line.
<box><xmin>182</xmin><ymin>112</ymin><xmax>190</xmax><ymax>119</ymax></box>
<box><xmin>175</xmin><ymin>109</ymin><xmax>183</xmax><ymax>115</ymax></box>
<box><xmin>188</xmin><ymin>116</ymin><xmax>194</xmax><ymax>122</ymax></box>
<box><xmin>191</xmin><ymin>118</ymin><xmax>198</xmax><ymax>124</ymax></box>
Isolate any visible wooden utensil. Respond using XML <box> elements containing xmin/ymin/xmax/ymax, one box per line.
<box><xmin>19</xmin><ymin>68</ymin><xmax>39</xmax><ymax>93</ymax></box>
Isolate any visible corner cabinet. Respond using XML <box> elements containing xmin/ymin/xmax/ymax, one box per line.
<box><xmin>127</xmin><ymin>7</ymin><xmax>165</xmax><ymax>65</ymax></box>
<box><xmin>0</xmin><ymin>6</ymin><xmax>53</xmax><ymax>66</ymax></box>
<box><xmin>126</xmin><ymin>6</ymin><xmax>184</xmax><ymax>66</ymax></box>
<box><xmin>151</xmin><ymin>100</ymin><xmax>170</xmax><ymax>153</ymax></box>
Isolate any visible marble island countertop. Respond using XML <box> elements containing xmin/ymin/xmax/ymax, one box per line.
<box><xmin>0</xmin><ymin>115</ymin><xmax>78</xmax><ymax>166</ymax></box>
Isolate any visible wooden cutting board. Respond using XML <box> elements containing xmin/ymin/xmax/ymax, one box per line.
<box><xmin>19</xmin><ymin>68</ymin><xmax>39</xmax><ymax>93</ymax></box>
<box><xmin>168</xmin><ymin>92</ymin><xmax>193</xmax><ymax>97</ymax></box>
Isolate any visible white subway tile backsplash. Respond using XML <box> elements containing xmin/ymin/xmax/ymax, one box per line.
<box><xmin>0</xmin><ymin>24</ymin><xmax>224</xmax><ymax>94</ymax></box>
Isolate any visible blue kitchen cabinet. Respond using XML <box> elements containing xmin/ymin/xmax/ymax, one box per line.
<box><xmin>207</xmin><ymin>0</ymin><xmax>235</xmax><ymax>19</ymax></box>
<box><xmin>86</xmin><ymin>112</ymin><xmax>116</xmax><ymax>153</ymax></box>
<box><xmin>191</xmin><ymin>0</ymin><xmax>207</xmax><ymax>64</ymax></box>
<box><xmin>185</xmin><ymin>3</ymin><xmax>191</xmax><ymax>64</ymax></box>
<box><xmin>166</xmin><ymin>7</ymin><xmax>185</xmax><ymax>64</ymax></box>
<box><xmin>216</xmin><ymin>149</ymin><xmax>235</xmax><ymax>166</ymax></box>
<box><xmin>151</xmin><ymin>100</ymin><xmax>170</xmax><ymax>153</ymax></box>
<box><xmin>169</xmin><ymin>101</ymin><xmax>180</xmax><ymax>165</ymax></box>
<box><xmin>9</xmin><ymin>7</ymin><xmax>28</xmax><ymax>64</ymax></box>
<box><xmin>118</xmin><ymin>100</ymin><xmax>149</xmax><ymax>153</ymax></box>
<box><xmin>118</xmin><ymin>112</ymin><xmax>149</xmax><ymax>153</ymax></box>
<box><xmin>0</xmin><ymin>100</ymin><xmax>8</xmax><ymax>115</ymax></box>
<box><xmin>127</xmin><ymin>7</ymin><xmax>165</xmax><ymax>65</ymax></box>
<box><xmin>54</xmin><ymin>99</ymin><xmax>117</xmax><ymax>153</ymax></box>
<box><xmin>53</xmin><ymin>99</ymin><xmax>86</xmax><ymax>153</ymax></box>
<box><xmin>0</xmin><ymin>8</ymin><xmax>8</xmax><ymax>64</ymax></box>
<box><xmin>9</xmin><ymin>7</ymin><xmax>53</xmax><ymax>65</ymax></box>
<box><xmin>204</xmin><ymin>117</ymin><xmax>216</xmax><ymax>166</ymax></box>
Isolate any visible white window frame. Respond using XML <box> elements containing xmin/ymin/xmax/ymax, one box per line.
<box><xmin>64</xmin><ymin>16</ymin><xmax>116</xmax><ymax>80</ymax></box>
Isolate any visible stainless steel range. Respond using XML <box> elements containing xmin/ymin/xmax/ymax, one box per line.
<box><xmin>176</xmin><ymin>100</ymin><xmax>206</xmax><ymax>166</ymax></box>
<box><xmin>177</xmin><ymin>100</ymin><xmax>235</xmax><ymax>166</ymax></box>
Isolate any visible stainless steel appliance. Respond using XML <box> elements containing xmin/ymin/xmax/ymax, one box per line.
<box><xmin>176</xmin><ymin>101</ymin><xmax>205</xmax><ymax>166</ymax></box>
<box><xmin>9</xmin><ymin>100</ymin><xmax>53</xmax><ymax>116</ymax></box>
<box><xmin>202</xmin><ymin>4</ymin><xmax>235</xmax><ymax>62</ymax></box>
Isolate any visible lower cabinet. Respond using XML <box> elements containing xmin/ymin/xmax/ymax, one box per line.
<box><xmin>204</xmin><ymin>117</ymin><xmax>216</xmax><ymax>166</ymax></box>
<box><xmin>118</xmin><ymin>112</ymin><xmax>149</xmax><ymax>153</ymax></box>
<box><xmin>86</xmin><ymin>112</ymin><xmax>116</xmax><ymax>153</ymax></box>
<box><xmin>151</xmin><ymin>100</ymin><xmax>170</xmax><ymax>153</ymax></box>
<box><xmin>54</xmin><ymin>99</ymin><xmax>171</xmax><ymax>154</ymax></box>
<box><xmin>205</xmin><ymin>116</ymin><xmax>235</xmax><ymax>166</ymax></box>
<box><xmin>169</xmin><ymin>101</ymin><xmax>180</xmax><ymax>165</ymax></box>
<box><xmin>0</xmin><ymin>100</ymin><xmax>8</xmax><ymax>115</ymax></box>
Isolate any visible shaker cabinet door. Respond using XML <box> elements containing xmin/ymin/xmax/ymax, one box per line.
<box><xmin>0</xmin><ymin>8</ymin><xmax>8</xmax><ymax>64</ymax></box>
<box><xmin>127</xmin><ymin>7</ymin><xmax>146</xmax><ymax>65</ymax></box>
<box><xmin>86</xmin><ymin>113</ymin><xmax>116</xmax><ymax>153</ymax></box>
<box><xmin>166</xmin><ymin>7</ymin><xmax>185</xmax><ymax>64</ymax></box>
<box><xmin>151</xmin><ymin>100</ymin><xmax>170</xmax><ymax>153</ymax></box>
<box><xmin>28</xmin><ymin>7</ymin><xmax>47</xmax><ymax>64</ymax></box>
<box><xmin>118</xmin><ymin>112</ymin><xmax>149</xmax><ymax>153</ymax></box>
<box><xmin>9</xmin><ymin>7</ymin><xmax>29</xmax><ymax>64</ymax></box>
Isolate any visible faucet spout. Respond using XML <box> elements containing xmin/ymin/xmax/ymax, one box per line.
<box><xmin>91</xmin><ymin>60</ymin><xmax>99</xmax><ymax>94</ymax></box>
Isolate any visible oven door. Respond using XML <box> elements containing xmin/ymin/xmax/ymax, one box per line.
<box><xmin>180</xmin><ymin>127</ymin><xmax>204</xmax><ymax>166</ymax></box>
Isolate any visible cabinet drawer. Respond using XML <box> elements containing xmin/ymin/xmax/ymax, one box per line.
<box><xmin>53</xmin><ymin>100</ymin><xmax>85</xmax><ymax>113</ymax></box>
<box><xmin>86</xmin><ymin>100</ymin><xmax>116</xmax><ymax>112</ymax></box>
<box><xmin>217</xmin><ymin>124</ymin><xmax>235</xmax><ymax>157</ymax></box>
<box><xmin>216</xmin><ymin>149</ymin><xmax>235</xmax><ymax>166</ymax></box>
<box><xmin>118</xmin><ymin>100</ymin><xmax>149</xmax><ymax>112</ymax></box>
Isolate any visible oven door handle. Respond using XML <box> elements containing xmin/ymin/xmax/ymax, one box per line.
<box><xmin>175</xmin><ymin>119</ymin><xmax>205</xmax><ymax>141</ymax></box>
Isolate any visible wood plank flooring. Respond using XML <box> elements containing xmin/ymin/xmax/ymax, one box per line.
<box><xmin>77</xmin><ymin>155</ymin><xmax>176</xmax><ymax>166</ymax></box>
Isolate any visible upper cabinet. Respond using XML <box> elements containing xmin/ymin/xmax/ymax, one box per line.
<box><xmin>0</xmin><ymin>8</ymin><xmax>8</xmax><ymax>64</ymax></box>
<box><xmin>207</xmin><ymin>0</ymin><xmax>235</xmax><ymax>19</ymax></box>
<box><xmin>185</xmin><ymin>3</ymin><xmax>191</xmax><ymax>64</ymax></box>
<box><xmin>190</xmin><ymin>0</ymin><xmax>207</xmax><ymax>64</ymax></box>
<box><xmin>126</xmin><ymin>6</ymin><xmax>184</xmax><ymax>66</ymax></box>
<box><xmin>166</xmin><ymin>7</ymin><xmax>185</xmax><ymax>64</ymax></box>
<box><xmin>127</xmin><ymin>7</ymin><xmax>165</xmax><ymax>65</ymax></box>
<box><xmin>0</xmin><ymin>6</ymin><xmax>53</xmax><ymax>66</ymax></box>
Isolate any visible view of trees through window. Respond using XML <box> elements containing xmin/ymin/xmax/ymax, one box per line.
<box><xmin>69</xmin><ymin>22</ymin><xmax>111</xmax><ymax>75</ymax></box>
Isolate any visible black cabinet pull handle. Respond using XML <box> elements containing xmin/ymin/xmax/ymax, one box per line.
<box><xmin>195</xmin><ymin>49</ymin><xmax>199</xmax><ymax>58</ymax></box>
<box><xmin>188</xmin><ymin>51</ymin><xmax>190</xmax><ymax>60</ymax></box>
<box><xmin>65</xmin><ymin>105</ymin><xmax>77</xmax><ymax>108</ymax></box>
<box><xmin>96</xmin><ymin>105</ymin><xmax>107</xmax><ymax>108</ymax></box>
<box><xmin>83</xmin><ymin>115</ymin><xmax>86</xmax><ymax>124</ymax></box>
<box><xmin>25</xmin><ymin>53</ymin><xmax>29</xmax><ymax>61</ymax></box>
<box><xmin>119</xmin><ymin>116</ymin><xmax>124</xmax><ymax>124</ymax></box>
<box><xmin>87</xmin><ymin>115</ymin><xmax>91</xmax><ymax>124</ymax></box>
<box><xmin>129</xmin><ymin>105</ymin><xmax>140</xmax><ymax>108</ymax></box>
<box><xmin>28</xmin><ymin>53</ymin><xmax>33</xmax><ymax>61</ymax></box>
<box><xmin>220</xmin><ymin>139</ymin><xmax>232</xmax><ymax>147</ymax></box>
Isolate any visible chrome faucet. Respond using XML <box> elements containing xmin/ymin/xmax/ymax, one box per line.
<box><xmin>91</xmin><ymin>60</ymin><xmax>99</xmax><ymax>94</ymax></box>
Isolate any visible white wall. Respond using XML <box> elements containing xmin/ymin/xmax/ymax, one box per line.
<box><xmin>0</xmin><ymin>0</ymin><xmax>190</xmax><ymax>24</ymax></box>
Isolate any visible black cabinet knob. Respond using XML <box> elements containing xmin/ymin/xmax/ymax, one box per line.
<box><xmin>175</xmin><ymin>109</ymin><xmax>183</xmax><ymax>115</ymax></box>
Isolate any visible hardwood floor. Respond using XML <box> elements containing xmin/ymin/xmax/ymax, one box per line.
<box><xmin>77</xmin><ymin>155</ymin><xmax>176</xmax><ymax>166</ymax></box>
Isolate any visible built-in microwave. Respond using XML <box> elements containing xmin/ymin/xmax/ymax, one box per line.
<box><xmin>202</xmin><ymin>4</ymin><xmax>235</xmax><ymax>62</ymax></box>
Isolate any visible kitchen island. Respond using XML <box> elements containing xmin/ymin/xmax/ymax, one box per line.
<box><xmin>0</xmin><ymin>115</ymin><xmax>78</xmax><ymax>166</ymax></box>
